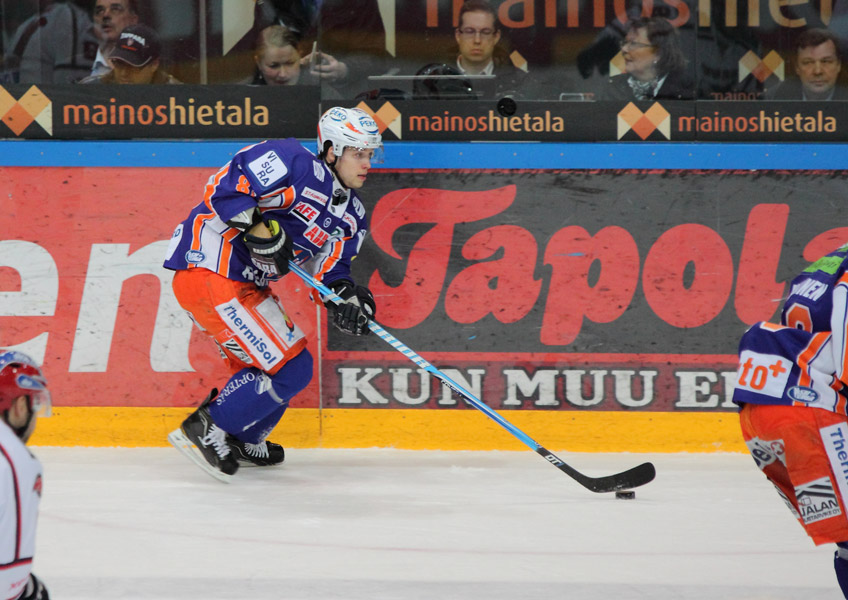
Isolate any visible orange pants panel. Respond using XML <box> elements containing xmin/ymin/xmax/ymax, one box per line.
<box><xmin>171</xmin><ymin>268</ymin><xmax>307</xmax><ymax>375</ymax></box>
<box><xmin>740</xmin><ymin>402</ymin><xmax>848</xmax><ymax>545</ymax></box>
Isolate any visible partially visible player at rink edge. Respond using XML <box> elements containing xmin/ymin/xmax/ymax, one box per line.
<box><xmin>164</xmin><ymin>106</ymin><xmax>381</xmax><ymax>481</ymax></box>
<box><xmin>732</xmin><ymin>242</ymin><xmax>848</xmax><ymax>598</ymax></box>
<box><xmin>0</xmin><ymin>351</ymin><xmax>51</xmax><ymax>600</ymax></box>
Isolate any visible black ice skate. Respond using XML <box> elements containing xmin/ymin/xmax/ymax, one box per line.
<box><xmin>229</xmin><ymin>437</ymin><xmax>285</xmax><ymax>467</ymax></box>
<box><xmin>168</xmin><ymin>389</ymin><xmax>239</xmax><ymax>482</ymax></box>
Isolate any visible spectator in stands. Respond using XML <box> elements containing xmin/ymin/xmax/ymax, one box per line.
<box><xmin>89</xmin><ymin>0</ymin><xmax>139</xmax><ymax>78</ymax></box>
<box><xmin>451</xmin><ymin>0</ymin><xmax>529</xmax><ymax>99</ymax></box>
<box><xmin>4</xmin><ymin>0</ymin><xmax>99</xmax><ymax>83</ymax></box>
<box><xmin>599</xmin><ymin>16</ymin><xmax>694</xmax><ymax>100</ymax></box>
<box><xmin>260</xmin><ymin>0</ymin><xmax>389</xmax><ymax>97</ymax></box>
<box><xmin>768</xmin><ymin>28</ymin><xmax>847</xmax><ymax>100</ymax></box>
<box><xmin>79</xmin><ymin>24</ymin><xmax>180</xmax><ymax>84</ymax></box>
<box><xmin>245</xmin><ymin>24</ymin><xmax>320</xmax><ymax>87</ymax></box>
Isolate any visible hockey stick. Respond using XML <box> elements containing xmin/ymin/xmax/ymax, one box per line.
<box><xmin>288</xmin><ymin>261</ymin><xmax>656</xmax><ymax>493</ymax></box>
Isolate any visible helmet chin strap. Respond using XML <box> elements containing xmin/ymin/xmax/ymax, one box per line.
<box><xmin>323</xmin><ymin>147</ymin><xmax>352</xmax><ymax>205</ymax></box>
<box><xmin>323</xmin><ymin>144</ymin><xmax>348</xmax><ymax>189</ymax></box>
<box><xmin>331</xmin><ymin>173</ymin><xmax>351</xmax><ymax>206</ymax></box>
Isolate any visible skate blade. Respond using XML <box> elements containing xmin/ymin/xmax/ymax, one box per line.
<box><xmin>167</xmin><ymin>428</ymin><xmax>233</xmax><ymax>484</ymax></box>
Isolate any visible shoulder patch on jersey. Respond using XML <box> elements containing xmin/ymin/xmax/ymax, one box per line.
<box><xmin>185</xmin><ymin>250</ymin><xmax>206</xmax><ymax>264</ymax></box>
<box><xmin>787</xmin><ymin>386</ymin><xmax>818</xmax><ymax>403</ymax></box>
<box><xmin>313</xmin><ymin>161</ymin><xmax>326</xmax><ymax>182</ymax></box>
<box><xmin>293</xmin><ymin>201</ymin><xmax>320</xmax><ymax>224</ymax></box>
<box><xmin>302</xmin><ymin>187</ymin><xmax>329</xmax><ymax>205</ymax></box>
<box><xmin>248</xmin><ymin>150</ymin><xmax>288</xmax><ymax>188</ymax></box>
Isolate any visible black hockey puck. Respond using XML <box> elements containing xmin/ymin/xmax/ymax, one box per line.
<box><xmin>615</xmin><ymin>490</ymin><xmax>636</xmax><ymax>500</ymax></box>
<box><xmin>497</xmin><ymin>97</ymin><xmax>517</xmax><ymax>116</ymax></box>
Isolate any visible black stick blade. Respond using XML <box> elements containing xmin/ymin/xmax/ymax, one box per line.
<box><xmin>536</xmin><ymin>447</ymin><xmax>656</xmax><ymax>493</ymax></box>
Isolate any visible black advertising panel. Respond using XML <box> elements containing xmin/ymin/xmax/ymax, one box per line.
<box><xmin>3</xmin><ymin>84</ymin><xmax>848</xmax><ymax>141</ymax></box>
<box><xmin>351</xmin><ymin>99</ymin><xmax>848</xmax><ymax>142</ymax></box>
<box><xmin>0</xmin><ymin>85</ymin><xmax>320</xmax><ymax>139</ymax></box>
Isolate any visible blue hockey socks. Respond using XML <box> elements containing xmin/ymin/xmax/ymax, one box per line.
<box><xmin>209</xmin><ymin>349</ymin><xmax>313</xmax><ymax>443</ymax></box>
<box><xmin>835</xmin><ymin>542</ymin><xmax>848</xmax><ymax>598</ymax></box>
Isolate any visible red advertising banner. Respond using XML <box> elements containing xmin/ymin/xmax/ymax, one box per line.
<box><xmin>326</xmin><ymin>169</ymin><xmax>848</xmax><ymax>412</ymax></box>
<box><xmin>2</xmin><ymin>167</ymin><xmax>846</xmax><ymax>412</ymax></box>
<box><xmin>0</xmin><ymin>166</ymin><xmax>320</xmax><ymax>408</ymax></box>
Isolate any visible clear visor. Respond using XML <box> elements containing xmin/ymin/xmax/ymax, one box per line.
<box><xmin>343</xmin><ymin>145</ymin><xmax>384</xmax><ymax>164</ymax></box>
<box><xmin>32</xmin><ymin>388</ymin><xmax>52</xmax><ymax>418</ymax></box>
<box><xmin>18</xmin><ymin>374</ymin><xmax>52</xmax><ymax>417</ymax></box>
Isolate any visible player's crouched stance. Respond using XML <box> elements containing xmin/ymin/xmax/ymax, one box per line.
<box><xmin>0</xmin><ymin>352</ymin><xmax>51</xmax><ymax>600</ymax></box>
<box><xmin>733</xmin><ymin>322</ymin><xmax>848</xmax><ymax>597</ymax></box>
<box><xmin>164</xmin><ymin>106</ymin><xmax>381</xmax><ymax>482</ymax></box>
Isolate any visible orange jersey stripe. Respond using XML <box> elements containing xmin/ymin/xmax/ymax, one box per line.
<box><xmin>203</xmin><ymin>165</ymin><xmax>230</xmax><ymax>212</ymax></box>
<box><xmin>797</xmin><ymin>331</ymin><xmax>830</xmax><ymax>391</ymax></box>
<box><xmin>188</xmin><ymin>211</ymin><xmax>216</xmax><ymax>270</ymax></box>
<box><xmin>315</xmin><ymin>242</ymin><xmax>345</xmax><ymax>281</ymax></box>
<box><xmin>218</xmin><ymin>228</ymin><xmax>241</xmax><ymax>278</ymax></box>
<box><xmin>281</xmin><ymin>186</ymin><xmax>296</xmax><ymax>209</ymax></box>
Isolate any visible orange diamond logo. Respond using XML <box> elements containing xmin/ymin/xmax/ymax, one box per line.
<box><xmin>356</xmin><ymin>100</ymin><xmax>401</xmax><ymax>139</ymax></box>
<box><xmin>617</xmin><ymin>102</ymin><xmax>670</xmax><ymax>140</ymax></box>
<box><xmin>0</xmin><ymin>85</ymin><xmax>52</xmax><ymax>136</ymax></box>
<box><xmin>2</xmin><ymin>103</ymin><xmax>34</xmax><ymax>136</ymax></box>
<box><xmin>739</xmin><ymin>51</ymin><xmax>785</xmax><ymax>83</ymax></box>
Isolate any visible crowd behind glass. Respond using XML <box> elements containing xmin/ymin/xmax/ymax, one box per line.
<box><xmin>0</xmin><ymin>0</ymin><xmax>845</xmax><ymax>102</ymax></box>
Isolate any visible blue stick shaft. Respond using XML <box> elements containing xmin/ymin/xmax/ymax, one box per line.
<box><xmin>287</xmin><ymin>260</ymin><xmax>657</xmax><ymax>493</ymax></box>
<box><xmin>288</xmin><ymin>261</ymin><xmax>542</xmax><ymax>450</ymax></box>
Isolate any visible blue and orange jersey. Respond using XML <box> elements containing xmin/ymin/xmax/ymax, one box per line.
<box><xmin>733</xmin><ymin>243</ymin><xmax>848</xmax><ymax>413</ymax></box>
<box><xmin>163</xmin><ymin>138</ymin><xmax>369</xmax><ymax>287</ymax></box>
<box><xmin>781</xmin><ymin>243</ymin><xmax>848</xmax><ymax>335</ymax></box>
<box><xmin>733</xmin><ymin>322</ymin><xmax>848</xmax><ymax>414</ymax></box>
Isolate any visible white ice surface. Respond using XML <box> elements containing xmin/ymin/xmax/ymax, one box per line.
<box><xmin>33</xmin><ymin>448</ymin><xmax>840</xmax><ymax>600</ymax></box>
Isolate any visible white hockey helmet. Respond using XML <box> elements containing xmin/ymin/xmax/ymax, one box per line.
<box><xmin>317</xmin><ymin>107</ymin><xmax>384</xmax><ymax>163</ymax></box>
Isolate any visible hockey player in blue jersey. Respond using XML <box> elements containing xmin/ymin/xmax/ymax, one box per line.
<box><xmin>733</xmin><ymin>243</ymin><xmax>848</xmax><ymax>597</ymax></box>
<box><xmin>164</xmin><ymin>106</ymin><xmax>382</xmax><ymax>481</ymax></box>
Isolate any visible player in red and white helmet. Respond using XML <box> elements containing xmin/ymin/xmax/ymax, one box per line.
<box><xmin>0</xmin><ymin>351</ymin><xmax>51</xmax><ymax>600</ymax></box>
<box><xmin>164</xmin><ymin>107</ymin><xmax>382</xmax><ymax>481</ymax></box>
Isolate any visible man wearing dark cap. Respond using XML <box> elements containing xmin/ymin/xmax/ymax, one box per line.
<box><xmin>79</xmin><ymin>24</ymin><xmax>180</xmax><ymax>84</ymax></box>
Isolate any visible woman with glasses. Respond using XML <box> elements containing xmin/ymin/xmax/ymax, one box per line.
<box><xmin>600</xmin><ymin>16</ymin><xmax>694</xmax><ymax>101</ymax></box>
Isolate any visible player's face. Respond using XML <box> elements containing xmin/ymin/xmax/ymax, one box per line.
<box><xmin>621</xmin><ymin>27</ymin><xmax>658</xmax><ymax>81</ymax></box>
<box><xmin>6</xmin><ymin>396</ymin><xmax>36</xmax><ymax>443</ymax></box>
<box><xmin>797</xmin><ymin>40</ymin><xmax>841</xmax><ymax>99</ymax></box>
<box><xmin>455</xmin><ymin>11</ymin><xmax>500</xmax><ymax>70</ymax></box>
<box><xmin>334</xmin><ymin>147</ymin><xmax>374</xmax><ymax>189</ymax></box>
<box><xmin>94</xmin><ymin>0</ymin><xmax>138</xmax><ymax>44</ymax></box>
<box><xmin>256</xmin><ymin>44</ymin><xmax>302</xmax><ymax>86</ymax></box>
<box><xmin>112</xmin><ymin>60</ymin><xmax>159</xmax><ymax>84</ymax></box>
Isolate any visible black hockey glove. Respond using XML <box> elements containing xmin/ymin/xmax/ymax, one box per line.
<box><xmin>244</xmin><ymin>219</ymin><xmax>293</xmax><ymax>281</ymax></box>
<box><xmin>20</xmin><ymin>573</ymin><xmax>49</xmax><ymax>600</ymax></box>
<box><xmin>327</xmin><ymin>280</ymin><xmax>375</xmax><ymax>336</ymax></box>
